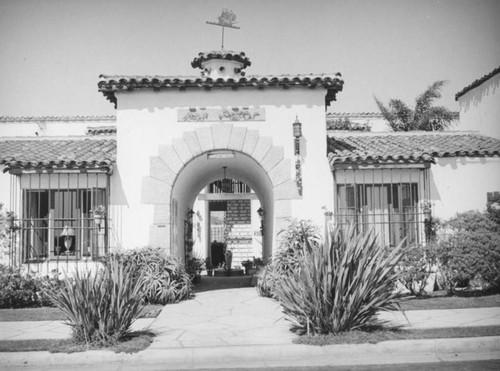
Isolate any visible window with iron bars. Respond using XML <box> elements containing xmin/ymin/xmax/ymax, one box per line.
<box><xmin>8</xmin><ymin>172</ymin><xmax>110</xmax><ymax>268</ymax></box>
<box><xmin>333</xmin><ymin>167</ymin><xmax>429</xmax><ymax>247</ymax></box>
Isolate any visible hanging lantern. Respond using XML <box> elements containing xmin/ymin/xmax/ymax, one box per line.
<box><xmin>293</xmin><ymin>116</ymin><xmax>302</xmax><ymax>155</ymax></box>
<box><xmin>220</xmin><ymin>166</ymin><xmax>233</xmax><ymax>193</ymax></box>
<box><xmin>293</xmin><ymin>116</ymin><xmax>302</xmax><ymax>138</ymax></box>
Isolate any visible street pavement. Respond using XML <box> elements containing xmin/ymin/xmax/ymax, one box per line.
<box><xmin>1</xmin><ymin>287</ymin><xmax>500</xmax><ymax>370</ymax></box>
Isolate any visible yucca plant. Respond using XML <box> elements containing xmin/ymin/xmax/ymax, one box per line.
<box><xmin>273</xmin><ymin>224</ymin><xmax>406</xmax><ymax>335</ymax></box>
<box><xmin>46</xmin><ymin>258</ymin><xmax>145</xmax><ymax>345</ymax></box>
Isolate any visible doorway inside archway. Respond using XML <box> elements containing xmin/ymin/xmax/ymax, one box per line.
<box><xmin>192</xmin><ymin>177</ymin><xmax>263</xmax><ymax>270</ymax></box>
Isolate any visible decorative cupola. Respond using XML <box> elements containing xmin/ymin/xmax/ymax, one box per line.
<box><xmin>191</xmin><ymin>50</ymin><xmax>251</xmax><ymax>79</ymax></box>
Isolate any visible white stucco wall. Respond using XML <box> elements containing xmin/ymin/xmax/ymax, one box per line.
<box><xmin>0</xmin><ymin>171</ymin><xmax>12</xmax><ymax>210</ymax></box>
<box><xmin>430</xmin><ymin>156</ymin><xmax>500</xmax><ymax>220</ymax></box>
<box><xmin>0</xmin><ymin>118</ymin><xmax>115</xmax><ymax>137</ymax></box>
<box><xmin>113</xmin><ymin>87</ymin><xmax>333</xmax><ymax>251</ymax></box>
<box><xmin>458</xmin><ymin>73</ymin><xmax>500</xmax><ymax>139</ymax></box>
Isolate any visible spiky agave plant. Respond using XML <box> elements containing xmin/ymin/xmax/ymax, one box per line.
<box><xmin>46</xmin><ymin>258</ymin><xmax>145</xmax><ymax>345</ymax></box>
<box><xmin>273</xmin><ymin>224</ymin><xmax>407</xmax><ymax>335</ymax></box>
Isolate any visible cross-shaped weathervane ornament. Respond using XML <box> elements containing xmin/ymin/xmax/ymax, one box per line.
<box><xmin>206</xmin><ymin>9</ymin><xmax>240</xmax><ymax>50</ymax></box>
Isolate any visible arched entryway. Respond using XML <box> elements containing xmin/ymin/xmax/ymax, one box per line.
<box><xmin>170</xmin><ymin>151</ymin><xmax>273</xmax><ymax>262</ymax></box>
<box><xmin>141</xmin><ymin>123</ymin><xmax>300</xmax><ymax>261</ymax></box>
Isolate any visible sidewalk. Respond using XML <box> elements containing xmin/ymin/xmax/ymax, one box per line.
<box><xmin>1</xmin><ymin>287</ymin><xmax>500</xmax><ymax>370</ymax></box>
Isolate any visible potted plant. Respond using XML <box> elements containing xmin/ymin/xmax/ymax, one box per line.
<box><xmin>205</xmin><ymin>257</ymin><xmax>214</xmax><ymax>276</ymax></box>
<box><xmin>242</xmin><ymin>259</ymin><xmax>253</xmax><ymax>275</ymax></box>
<box><xmin>186</xmin><ymin>256</ymin><xmax>205</xmax><ymax>283</ymax></box>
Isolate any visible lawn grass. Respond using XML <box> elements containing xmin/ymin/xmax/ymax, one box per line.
<box><xmin>399</xmin><ymin>293</ymin><xmax>500</xmax><ymax>311</ymax></box>
<box><xmin>0</xmin><ymin>331</ymin><xmax>155</xmax><ymax>353</ymax></box>
<box><xmin>294</xmin><ymin>326</ymin><xmax>500</xmax><ymax>346</ymax></box>
<box><xmin>0</xmin><ymin>304</ymin><xmax>164</xmax><ymax>322</ymax></box>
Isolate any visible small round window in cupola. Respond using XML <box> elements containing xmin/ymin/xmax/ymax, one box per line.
<box><xmin>219</xmin><ymin>66</ymin><xmax>225</xmax><ymax>72</ymax></box>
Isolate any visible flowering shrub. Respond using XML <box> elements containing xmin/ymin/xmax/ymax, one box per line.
<box><xmin>486</xmin><ymin>202</ymin><xmax>500</xmax><ymax>228</ymax></box>
<box><xmin>0</xmin><ymin>265</ymin><xmax>62</xmax><ymax>308</ymax></box>
<box><xmin>398</xmin><ymin>243</ymin><xmax>438</xmax><ymax>296</ymax></box>
<box><xmin>436</xmin><ymin>210</ymin><xmax>500</xmax><ymax>291</ymax></box>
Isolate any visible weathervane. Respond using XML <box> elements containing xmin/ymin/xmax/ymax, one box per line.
<box><xmin>206</xmin><ymin>9</ymin><xmax>240</xmax><ymax>50</ymax></box>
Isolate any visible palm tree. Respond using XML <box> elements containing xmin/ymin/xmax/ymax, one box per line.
<box><xmin>375</xmin><ymin>81</ymin><xmax>459</xmax><ymax>131</ymax></box>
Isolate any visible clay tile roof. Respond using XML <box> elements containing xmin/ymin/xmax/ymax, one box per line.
<box><xmin>455</xmin><ymin>66</ymin><xmax>500</xmax><ymax>100</ymax></box>
<box><xmin>327</xmin><ymin>132</ymin><xmax>500</xmax><ymax>167</ymax></box>
<box><xmin>98</xmin><ymin>73</ymin><xmax>344</xmax><ymax>107</ymax></box>
<box><xmin>326</xmin><ymin>112</ymin><xmax>383</xmax><ymax>117</ymax></box>
<box><xmin>191</xmin><ymin>50</ymin><xmax>251</xmax><ymax>69</ymax></box>
<box><xmin>0</xmin><ymin>138</ymin><xmax>116</xmax><ymax>172</ymax></box>
<box><xmin>86</xmin><ymin>126</ymin><xmax>117</xmax><ymax>136</ymax></box>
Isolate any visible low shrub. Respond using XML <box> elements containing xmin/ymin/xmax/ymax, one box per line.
<box><xmin>271</xmin><ymin>224</ymin><xmax>406</xmax><ymax>335</ymax></box>
<box><xmin>398</xmin><ymin>243</ymin><xmax>438</xmax><ymax>296</ymax></box>
<box><xmin>0</xmin><ymin>265</ymin><xmax>62</xmax><ymax>308</ymax></box>
<box><xmin>436</xmin><ymin>211</ymin><xmax>500</xmax><ymax>291</ymax></box>
<box><xmin>486</xmin><ymin>202</ymin><xmax>500</xmax><ymax>230</ymax></box>
<box><xmin>46</xmin><ymin>258</ymin><xmax>145</xmax><ymax>346</ymax></box>
<box><xmin>256</xmin><ymin>220</ymin><xmax>321</xmax><ymax>298</ymax></box>
<box><xmin>101</xmin><ymin>247</ymin><xmax>193</xmax><ymax>304</ymax></box>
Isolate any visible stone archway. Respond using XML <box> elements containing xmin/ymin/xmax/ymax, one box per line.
<box><xmin>141</xmin><ymin>123</ymin><xmax>300</xmax><ymax>259</ymax></box>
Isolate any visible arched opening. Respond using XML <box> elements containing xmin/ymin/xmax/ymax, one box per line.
<box><xmin>170</xmin><ymin>150</ymin><xmax>274</xmax><ymax>265</ymax></box>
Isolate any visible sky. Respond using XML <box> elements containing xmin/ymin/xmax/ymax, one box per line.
<box><xmin>0</xmin><ymin>0</ymin><xmax>499</xmax><ymax>117</ymax></box>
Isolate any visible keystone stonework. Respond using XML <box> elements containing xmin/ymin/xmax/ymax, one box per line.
<box><xmin>141</xmin><ymin>124</ymin><xmax>300</xmax><ymax>250</ymax></box>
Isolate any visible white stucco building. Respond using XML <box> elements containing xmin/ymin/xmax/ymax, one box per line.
<box><xmin>456</xmin><ymin>66</ymin><xmax>500</xmax><ymax>139</ymax></box>
<box><xmin>1</xmin><ymin>50</ymin><xmax>499</xmax><ymax>273</ymax></box>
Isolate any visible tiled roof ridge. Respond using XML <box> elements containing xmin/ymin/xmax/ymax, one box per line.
<box><xmin>0</xmin><ymin>115</ymin><xmax>116</xmax><ymax>122</ymax></box>
<box><xmin>0</xmin><ymin>136</ymin><xmax>115</xmax><ymax>142</ymax></box>
<box><xmin>86</xmin><ymin>126</ymin><xmax>117</xmax><ymax>136</ymax></box>
<box><xmin>328</xmin><ymin>130</ymin><xmax>482</xmax><ymax>137</ymax></box>
<box><xmin>455</xmin><ymin>65</ymin><xmax>500</xmax><ymax>100</ymax></box>
<box><xmin>191</xmin><ymin>50</ymin><xmax>251</xmax><ymax>69</ymax></box>
<box><xmin>99</xmin><ymin>72</ymin><xmax>342</xmax><ymax>82</ymax></box>
<box><xmin>326</xmin><ymin>112</ymin><xmax>383</xmax><ymax>117</ymax></box>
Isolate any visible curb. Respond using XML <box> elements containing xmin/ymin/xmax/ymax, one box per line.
<box><xmin>1</xmin><ymin>336</ymin><xmax>500</xmax><ymax>370</ymax></box>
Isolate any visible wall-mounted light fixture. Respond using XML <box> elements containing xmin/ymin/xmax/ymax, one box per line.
<box><xmin>293</xmin><ymin>116</ymin><xmax>302</xmax><ymax>156</ymax></box>
<box><xmin>293</xmin><ymin>116</ymin><xmax>303</xmax><ymax>196</ymax></box>
<box><xmin>257</xmin><ymin>207</ymin><xmax>265</xmax><ymax>236</ymax></box>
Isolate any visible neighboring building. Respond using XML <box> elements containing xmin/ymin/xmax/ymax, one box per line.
<box><xmin>456</xmin><ymin>66</ymin><xmax>500</xmax><ymax>139</ymax></box>
<box><xmin>326</xmin><ymin>112</ymin><xmax>389</xmax><ymax>132</ymax></box>
<box><xmin>1</xmin><ymin>51</ymin><xmax>500</xmax><ymax>273</ymax></box>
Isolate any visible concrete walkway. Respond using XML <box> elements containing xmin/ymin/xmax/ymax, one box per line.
<box><xmin>1</xmin><ymin>287</ymin><xmax>500</xmax><ymax>370</ymax></box>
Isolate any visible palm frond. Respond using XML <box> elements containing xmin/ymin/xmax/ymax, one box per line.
<box><xmin>388</xmin><ymin>99</ymin><xmax>415</xmax><ymax>131</ymax></box>
<box><xmin>414</xmin><ymin>80</ymin><xmax>446</xmax><ymax>121</ymax></box>
<box><xmin>374</xmin><ymin>96</ymin><xmax>398</xmax><ymax>129</ymax></box>
<box><xmin>418</xmin><ymin>106</ymin><xmax>459</xmax><ymax>131</ymax></box>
